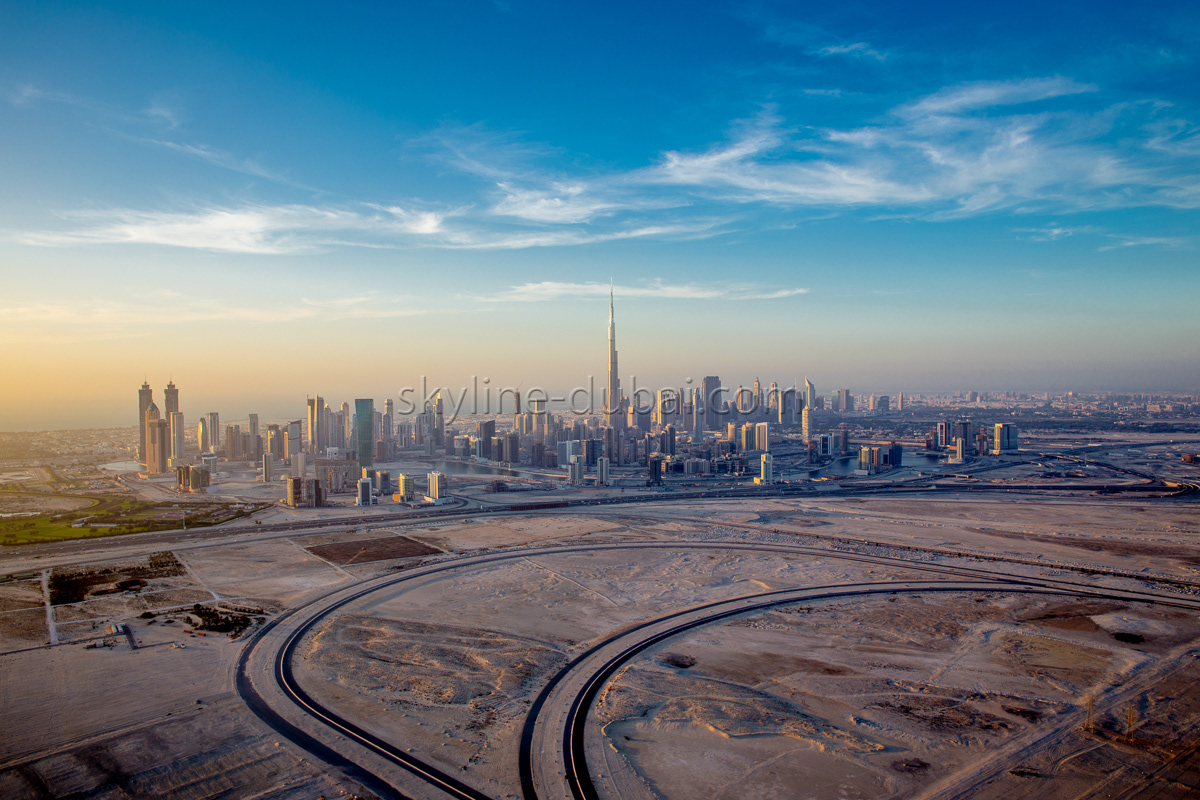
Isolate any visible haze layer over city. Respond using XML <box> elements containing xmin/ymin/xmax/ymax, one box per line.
<box><xmin>1</xmin><ymin>3</ymin><xmax>1199</xmax><ymax>800</ymax></box>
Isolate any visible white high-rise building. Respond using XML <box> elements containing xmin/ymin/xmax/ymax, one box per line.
<box><xmin>755</xmin><ymin>422</ymin><xmax>770</xmax><ymax>452</ymax></box>
<box><xmin>207</xmin><ymin>412</ymin><xmax>220</xmax><ymax>450</ymax></box>
<box><xmin>568</xmin><ymin>454</ymin><xmax>585</xmax><ymax>486</ymax></box>
<box><xmin>395</xmin><ymin>472</ymin><xmax>416</xmax><ymax>501</ymax></box>
<box><xmin>427</xmin><ymin>471</ymin><xmax>447</xmax><ymax>500</ymax></box>
<box><xmin>168</xmin><ymin>412</ymin><xmax>185</xmax><ymax>463</ymax></box>
<box><xmin>759</xmin><ymin>453</ymin><xmax>773</xmax><ymax>484</ymax></box>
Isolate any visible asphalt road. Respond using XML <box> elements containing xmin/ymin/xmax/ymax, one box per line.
<box><xmin>12</xmin><ymin>457</ymin><xmax>1196</xmax><ymax>570</ymax></box>
<box><xmin>237</xmin><ymin>538</ymin><xmax>1200</xmax><ymax>800</ymax></box>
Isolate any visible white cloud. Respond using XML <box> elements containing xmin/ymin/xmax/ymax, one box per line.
<box><xmin>11</xmin><ymin>203</ymin><xmax>728</xmax><ymax>253</ymax></box>
<box><xmin>488</xmin><ymin>280</ymin><xmax>809</xmax><ymax>302</ymax></box>
<box><xmin>0</xmin><ymin>292</ymin><xmax>431</xmax><ymax>330</ymax></box>
<box><xmin>144</xmin><ymin>100</ymin><xmax>181</xmax><ymax>129</ymax></box>
<box><xmin>19</xmin><ymin>206</ymin><xmax>351</xmax><ymax>254</ymax></box>
<box><xmin>899</xmin><ymin>77</ymin><xmax>1097</xmax><ymax>118</ymax></box>
<box><xmin>142</xmin><ymin>139</ymin><xmax>317</xmax><ymax>188</ymax></box>
<box><xmin>640</xmin><ymin>80</ymin><xmax>1200</xmax><ymax>216</ymax></box>
<box><xmin>490</xmin><ymin>182</ymin><xmax>621</xmax><ymax>224</ymax></box>
<box><xmin>1014</xmin><ymin>224</ymin><xmax>1101</xmax><ymax>241</ymax></box>
<box><xmin>1097</xmin><ymin>234</ymin><xmax>1191</xmax><ymax>251</ymax></box>
<box><xmin>817</xmin><ymin>42</ymin><xmax>886</xmax><ymax>61</ymax></box>
<box><xmin>14</xmin><ymin>77</ymin><xmax>1200</xmax><ymax>255</ymax></box>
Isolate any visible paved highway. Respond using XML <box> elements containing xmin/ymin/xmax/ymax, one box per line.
<box><xmin>236</xmin><ymin>538</ymin><xmax>1200</xmax><ymax>800</ymax></box>
<box><xmin>13</xmin><ymin>440</ymin><xmax>1196</xmax><ymax>571</ymax></box>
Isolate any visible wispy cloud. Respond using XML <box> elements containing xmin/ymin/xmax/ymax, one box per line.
<box><xmin>408</xmin><ymin>121</ymin><xmax>561</xmax><ymax>181</ymax></box>
<box><xmin>490</xmin><ymin>182</ymin><xmax>623</xmax><ymax>224</ymax></box>
<box><xmin>1014</xmin><ymin>224</ymin><xmax>1102</xmax><ymax>241</ymax></box>
<box><xmin>899</xmin><ymin>77</ymin><xmax>1097</xmax><ymax>118</ymax></box>
<box><xmin>17</xmin><ymin>206</ymin><xmax>368</xmax><ymax>254</ymax></box>
<box><xmin>0</xmin><ymin>292</ymin><xmax>432</xmax><ymax>342</ymax></box>
<box><xmin>10</xmin><ymin>82</ymin><xmax>317</xmax><ymax>191</ymax></box>
<box><xmin>6</xmin><ymin>83</ymin><xmax>97</xmax><ymax>110</ymax></box>
<box><xmin>1097</xmin><ymin>234</ymin><xmax>1192</xmax><ymax>251</ymax></box>
<box><xmin>14</xmin><ymin>77</ymin><xmax>1200</xmax><ymax>253</ymax></box>
<box><xmin>144</xmin><ymin>100</ymin><xmax>181</xmax><ymax>130</ymax></box>
<box><xmin>642</xmin><ymin>78</ymin><xmax>1199</xmax><ymax>216</ymax></box>
<box><xmin>648</xmin><ymin>111</ymin><xmax>935</xmax><ymax>206</ymax></box>
<box><xmin>138</xmin><ymin>138</ymin><xmax>320</xmax><ymax>190</ymax></box>
<box><xmin>10</xmin><ymin>203</ymin><xmax>728</xmax><ymax>253</ymax></box>
<box><xmin>817</xmin><ymin>42</ymin><xmax>886</xmax><ymax>61</ymax></box>
<box><xmin>487</xmin><ymin>280</ymin><xmax>809</xmax><ymax>302</ymax></box>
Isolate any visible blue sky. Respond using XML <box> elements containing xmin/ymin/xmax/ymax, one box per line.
<box><xmin>1</xmin><ymin>1</ymin><xmax>1198</xmax><ymax>428</ymax></box>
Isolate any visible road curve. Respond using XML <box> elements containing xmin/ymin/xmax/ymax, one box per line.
<box><xmin>529</xmin><ymin>581</ymin><xmax>1145</xmax><ymax>800</ymax></box>
<box><xmin>237</xmin><ymin>538</ymin><xmax>1200</xmax><ymax>800</ymax></box>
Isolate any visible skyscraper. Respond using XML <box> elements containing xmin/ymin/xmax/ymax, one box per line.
<box><xmin>137</xmin><ymin>382</ymin><xmax>153</xmax><ymax>461</ymax></box>
<box><xmin>805</xmin><ymin>377</ymin><xmax>816</xmax><ymax>414</ymax></box>
<box><xmin>993</xmin><ymin>423</ymin><xmax>1019</xmax><ymax>454</ymax></box>
<box><xmin>776</xmin><ymin>388</ymin><xmax>796</xmax><ymax>426</ymax></box>
<box><xmin>164</xmin><ymin>380</ymin><xmax>179</xmax><ymax>416</ymax></box>
<box><xmin>147</xmin><ymin>418</ymin><xmax>170</xmax><ymax>475</ymax></box>
<box><xmin>759</xmin><ymin>453</ymin><xmax>773</xmax><ymax>484</ymax></box>
<box><xmin>307</xmin><ymin>395</ymin><xmax>326</xmax><ymax>455</ymax></box>
<box><xmin>144</xmin><ymin>401</ymin><xmax>167</xmax><ymax>473</ymax></box>
<box><xmin>605</xmin><ymin>282</ymin><xmax>624</xmax><ymax>429</ymax></box>
<box><xmin>286</xmin><ymin>420</ymin><xmax>303</xmax><ymax>461</ymax></box>
<box><xmin>655</xmin><ymin>389</ymin><xmax>678</xmax><ymax>428</ymax></box>
<box><xmin>168</xmin><ymin>411</ymin><xmax>185</xmax><ymax>462</ymax></box>
<box><xmin>477</xmin><ymin>419</ymin><xmax>496</xmax><ymax>459</ymax></box>
<box><xmin>355</xmin><ymin>398</ymin><xmax>374</xmax><ymax>469</ymax></box>
<box><xmin>702</xmin><ymin>376</ymin><xmax>722</xmax><ymax>431</ymax></box>
<box><xmin>433</xmin><ymin>392</ymin><xmax>445</xmax><ymax>445</ymax></box>
<box><xmin>207</xmin><ymin>412</ymin><xmax>221</xmax><ymax>450</ymax></box>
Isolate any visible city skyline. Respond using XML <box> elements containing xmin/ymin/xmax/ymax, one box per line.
<box><xmin>2</xmin><ymin>2</ymin><xmax>1199</xmax><ymax>430</ymax></box>
<box><xmin>121</xmin><ymin>286</ymin><xmax>1199</xmax><ymax>451</ymax></box>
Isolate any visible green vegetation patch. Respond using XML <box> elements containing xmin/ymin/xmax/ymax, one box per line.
<box><xmin>0</xmin><ymin>495</ymin><xmax>269</xmax><ymax>546</ymax></box>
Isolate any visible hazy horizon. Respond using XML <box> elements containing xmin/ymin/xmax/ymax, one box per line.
<box><xmin>3</xmin><ymin>2</ymin><xmax>1198</xmax><ymax>431</ymax></box>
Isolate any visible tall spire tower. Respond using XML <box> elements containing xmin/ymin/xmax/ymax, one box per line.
<box><xmin>606</xmin><ymin>280</ymin><xmax>624</xmax><ymax>429</ymax></box>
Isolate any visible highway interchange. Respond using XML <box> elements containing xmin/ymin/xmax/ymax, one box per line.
<box><xmin>10</xmin><ymin>439</ymin><xmax>1198</xmax><ymax>800</ymax></box>
<box><xmin>236</xmin><ymin>534</ymin><xmax>1200</xmax><ymax>800</ymax></box>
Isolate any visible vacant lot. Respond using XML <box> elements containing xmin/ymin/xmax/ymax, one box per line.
<box><xmin>307</xmin><ymin>534</ymin><xmax>442</xmax><ymax>565</ymax></box>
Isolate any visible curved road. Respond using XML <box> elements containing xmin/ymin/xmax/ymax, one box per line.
<box><xmin>534</xmin><ymin>580</ymin><xmax>1195</xmax><ymax>800</ymax></box>
<box><xmin>237</xmin><ymin>537</ymin><xmax>1200</xmax><ymax>800</ymax></box>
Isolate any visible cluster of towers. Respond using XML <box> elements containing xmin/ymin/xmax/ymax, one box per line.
<box><xmin>137</xmin><ymin>380</ymin><xmax>184</xmax><ymax>474</ymax></box>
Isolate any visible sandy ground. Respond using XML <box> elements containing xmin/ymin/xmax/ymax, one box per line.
<box><xmin>595</xmin><ymin>592</ymin><xmax>1200</xmax><ymax>800</ymax></box>
<box><xmin>292</xmin><ymin>546</ymin><xmax>953</xmax><ymax>797</ymax></box>
<box><xmin>1</xmin><ymin>493</ymin><xmax>1198</xmax><ymax>799</ymax></box>
<box><xmin>0</xmin><ymin>619</ymin><xmax>374</xmax><ymax>799</ymax></box>
<box><xmin>0</xmin><ymin>495</ymin><xmax>93</xmax><ymax>515</ymax></box>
